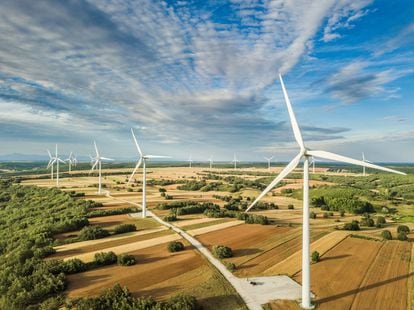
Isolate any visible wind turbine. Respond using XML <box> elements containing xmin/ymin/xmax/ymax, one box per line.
<box><xmin>65</xmin><ymin>152</ymin><xmax>75</xmax><ymax>173</ymax></box>
<box><xmin>208</xmin><ymin>156</ymin><xmax>213</xmax><ymax>170</ymax></box>
<box><xmin>232</xmin><ymin>153</ymin><xmax>240</xmax><ymax>170</ymax></box>
<box><xmin>264</xmin><ymin>156</ymin><xmax>273</xmax><ymax>169</ymax></box>
<box><xmin>246</xmin><ymin>74</ymin><xmax>405</xmax><ymax>309</ymax></box>
<box><xmin>128</xmin><ymin>128</ymin><xmax>170</xmax><ymax>218</ymax></box>
<box><xmin>47</xmin><ymin>145</ymin><xmax>65</xmax><ymax>187</ymax></box>
<box><xmin>188</xmin><ymin>154</ymin><xmax>193</xmax><ymax>168</ymax></box>
<box><xmin>90</xmin><ymin>141</ymin><xmax>113</xmax><ymax>194</ymax></box>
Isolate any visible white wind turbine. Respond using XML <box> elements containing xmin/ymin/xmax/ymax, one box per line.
<box><xmin>188</xmin><ymin>154</ymin><xmax>193</xmax><ymax>168</ymax></box>
<box><xmin>232</xmin><ymin>153</ymin><xmax>240</xmax><ymax>170</ymax></box>
<box><xmin>47</xmin><ymin>144</ymin><xmax>65</xmax><ymax>187</ymax></box>
<box><xmin>65</xmin><ymin>152</ymin><xmax>76</xmax><ymax>173</ymax></box>
<box><xmin>264</xmin><ymin>156</ymin><xmax>274</xmax><ymax>169</ymax></box>
<box><xmin>208</xmin><ymin>156</ymin><xmax>213</xmax><ymax>170</ymax></box>
<box><xmin>128</xmin><ymin>128</ymin><xmax>170</xmax><ymax>218</ymax></box>
<box><xmin>90</xmin><ymin>141</ymin><xmax>113</xmax><ymax>194</ymax></box>
<box><xmin>246</xmin><ymin>74</ymin><xmax>405</xmax><ymax>309</ymax></box>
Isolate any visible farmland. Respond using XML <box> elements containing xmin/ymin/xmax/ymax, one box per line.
<box><xmin>0</xmin><ymin>163</ymin><xmax>413</xmax><ymax>309</ymax></box>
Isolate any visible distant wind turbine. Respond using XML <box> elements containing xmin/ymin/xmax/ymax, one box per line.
<box><xmin>90</xmin><ymin>141</ymin><xmax>113</xmax><ymax>194</ymax></box>
<box><xmin>128</xmin><ymin>128</ymin><xmax>170</xmax><ymax>218</ymax></box>
<box><xmin>47</xmin><ymin>149</ymin><xmax>54</xmax><ymax>180</ymax></box>
<box><xmin>246</xmin><ymin>74</ymin><xmax>405</xmax><ymax>309</ymax></box>
<box><xmin>208</xmin><ymin>156</ymin><xmax>213</xmax><ymax>170</ymax></box>
<box><xmin>264</xmin><ymin>156</ymin><xmax>273</xmax><ymax>169</ymax></box>
<box><xmin>65</xmin><ymin>152</ymin><xmax>76</xmax><ymax>173</ymax></box>
<box><xmin>232</xmin><ymin>153</ymin><xmax>240</xmax><ymax>170</ymax></box>
<box><xmin>47</xmin><ymin>144</ymin><xmax>65</xmax><ymax>187</ymax></box>
<box><xmin>188</xmin><ymin>154</ymin><xmax>193</xmax><ymax>168</ymax></box>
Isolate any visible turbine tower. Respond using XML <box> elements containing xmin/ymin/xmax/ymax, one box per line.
<box><xmin>264</xmin><ymin>156</ymin><xmax>273</xmax><ymax>169</ymax></box>
<box><xmin>188</xmin><ymin>154</ymin><xmax>193</xmax><ymax>168</ymax></box>
<box><xmin>47</xmin><ymin>145</ymin><xmax>65</xmax><ymax>187</ymax></box>
<box><xmin>246</xmin><ymin>74</ymin><xmax>405</xmax><ymax>309</ymax></box>
<box><xmin>361</xmin><ymin>152</ymin><xmax>372</xmax><ymax>176</ymax></box>
<box><xmin>128</xmin><ymin>128</ymin><xmax>170</xmax><ymax>218</ymax></box>
<box><xmin>208</xmin><ymin>156</ymin><xmax>213</xmax><ymax>170</ymax></box>
<box><xmin>232</xmin><ymin>153</ymin><xmax>240</xmax><ymax>170</ymax></box>
<box><xmin>90</xmin><ymin>141</ymin><xmax>113</xmax><ymax>194</ymax></box>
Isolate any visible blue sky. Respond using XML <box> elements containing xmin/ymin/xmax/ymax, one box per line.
<box><xmin>0</xmin><ymin>0</ymin><xmax>413</xmax><ymax>162</ymax></box>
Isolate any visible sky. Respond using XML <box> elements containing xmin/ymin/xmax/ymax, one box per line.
<box><xmin>0</xmin><ymin>0</ymin><xmax>413</xmax><ymax>162</ymax></box>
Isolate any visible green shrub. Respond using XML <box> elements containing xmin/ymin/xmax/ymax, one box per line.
<box><xmin>113</xmin><ymin>224</ymin><xmax>136</xmax><ymax>234</ymax></box>
<box><xmin>224</xmin><ymin>261</ymin><xmax>236</xmax><ymax>272</ymax></box>
<box><xmin>397</xmin><ymin>225</ymin><xmax>410</xmax><ymax>234</ymax></box>
<box><xmin>117</xmin><ymin>254</ymin><xmax>136</xmax><ymax>266</ymax></box>
<box><xmin>323</xmin><ymin>212</ymin><xmax>329</xmax><ymax>218</ymax></box>
<box><xmin>167</xmin><ymin>241</ymin><xmax>184</xmax><ymax>253</ymax></box>
<box><xmin>287</xmin><ymin>204</ymin><xmax>294</xmax><ymax>209</ymax></box>
<box><xmin>212</xmin><ymin>245</ymin><xmax>233</xmax><ymax>259</ymax></box>
<box><xmin>164</xmin><ymin>214</ymin><xmax>178</xmax><ymax>222</ymax></box>
<box><xmin>94</xmin><ymin>251</ymin><xmax>117</xmax><ymax>266</ymax></box>
<box><xmin>78</xmin><ymin>226</ymin><xmax>110</xmax><ymax>241</ymax></box>
<box><xmin>343</xmin><ymin>221</ymin><xmax>360</xmax><ymax>231</ymax></box>
<box><xmin>376</xmin><ymin>216</ymin><xmax>386</xmax><ymax>225</ymax></box>
<box><xmin>310</xmin><ymin>212</ymin><xmax>317</xmax><ymax>219</ymax></box>
<box><xmin>62</xmin><ymin>258</ymin><xmax>88</xmax><ymax>274</ymax></box>
<box><xmin>311</xmin><ymin>251</ymin><xmax>320</xmax><ymax>263</ymax></box>
<box><xmin>381</xmin><ymin>230</ymin><xmax>392</xmax><ymax>240</ymax></box>
<box><xmin>397</xmin><ymin>232</ymin><xmax>408</xmax><ymax>241</ymax></box>
<box><xmin>339</xmin><ymin>210</ymin><xmax>345</xmax><ymax>217</ymax></box>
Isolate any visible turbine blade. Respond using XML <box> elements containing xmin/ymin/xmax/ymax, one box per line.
<box><xmin>58</xmin><ymin>158</ymin><xmax>65</xmax><ymax>164</ymax></box>
<box><xmin>279</xmin><ymin>74</ymin><xmax>305</xmax><ymax>149</ymax></box>
<box><xmin>89</xmin><ymin>160</ymin><xmax>99</xmax><ymax>174</ymax></box>
<box><xmin>307</xmin><ymin>150</ymin><xmax>406</xmax><ymax>175</ymax></box>
<box><xmin>94</xmin><ymin>141</ymin><xmax>99</xmax><ymax>157</ymax></box>
<box><xmin>47</xmin><ymin>149</ymin><xmax>52</xmax><ymax>158</ymax></box>
<box><xmin>128</xmin><ymin>158</ymin><xmax>142</xmax><ymax>184</ymax></box>
<box><xmin>145</xmin><ymin>155</ymin><xmax>171</xmax><ymax>159</ymax></box>
<box><xmin>131</xmin><ymin>128</ymin><xmax>143</xmax><ymax>156</ymax></box>
<box><xmin>246</xmin><ymin>151</ymin><xmax>303</xmax><ymax>212</ymax></box>
<box><xmin>100</xmin><ymin>157</ymin><xmax>114</xmax><ymax>161</ymax></box>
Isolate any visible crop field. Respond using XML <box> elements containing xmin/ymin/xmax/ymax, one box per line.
<box><xmin>1</xmin><ymin>165</ymin><xmax>413</xmax><ymax>309</ymax></box>
<box><xmin>66</xmin><ymin>242</ymin><xmax>246</xmax><ymax>309</ymax></box>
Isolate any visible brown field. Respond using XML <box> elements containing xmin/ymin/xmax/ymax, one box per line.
<box><xmin>294</xmin><ymin>237</ymin><xmax>394</xmax><ymax>310</ymax></box>
<box><xmin>264</xmin><ymin>231</ymin><xmax>349</xmax><ymax>276</ymax></box>
<box><xmin>52</xmin><ymin>229</ymin><xmax>171</xmax><ymax>260</ymax></box>
<box><xmin>66</xmin><ymin>242</ymin><xmax>246</xmax><ymax>309</ymax></box>
<box><xmin>351</xmin><ymin>241</ymin><xmax>412</xmax><ymax>310</ymax></box>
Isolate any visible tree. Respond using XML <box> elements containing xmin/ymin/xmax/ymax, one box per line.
<box><xmin>212</xmin><ymin>245</ymin><xmax>233</xmax><ymax>258</ymax></box>
<box><xmin>94</xmin><ymin>251</ymin><xmax>117</xmax><ymax>266</ymax></box>
<box><xmin>343</xmin><ymin>221</ymin><xmax>360</xmax><ymax>231</ymax></box>
<box><xmin>287</xmin><ymin>204</ymin><xmax>294</xmax><ymax>210</ymax></box>
<box><xmin>78</xmin><ymin>226</ymin><xmax>110</xmax><ymax>241</ymax></box>
<box><xmin>117</xmin><ymin>254</ymin><xmax>136</xmax><ymax>266</ymax></box>
<box><xmin>376</xmin><ymin>216</ymin><xmax>386</xmax><ymax>228</ymax></box>
<box><xmin>113</xmin><ymin>224</ymin><xmax>136</xmax><ymax>234</ymax></box>
<box><xmin>339</xmin><ymin>210</ymin><xmax>345</xmax><ymax>217</ymax></box>
<box><xmin>311</xmin><ymin>251</ymin><xmax>320</xmax><ymax>263</ymax></box>
<box><xmin>310</xmin><ymin>212</ymin><xmax>317</xmax><ymax>219</ymax></box>
<box><xmin>397</xmin><ymin>225</ymin><xmax>410</xmax><ymax>234</ymax></box>
<box><xmin>381</xmin><ymin>230</ymin><xmax>392</xmax><ymax>240</ymax></box>
<box><xmin>167</xmin><ymin>241</ymin><xmax>185</xmax><ymax>253</ymax></box>
<box><xmin>397</xmin><ymin>232</ymin><xmax>408</xmax><ymax>241</ymax></box>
